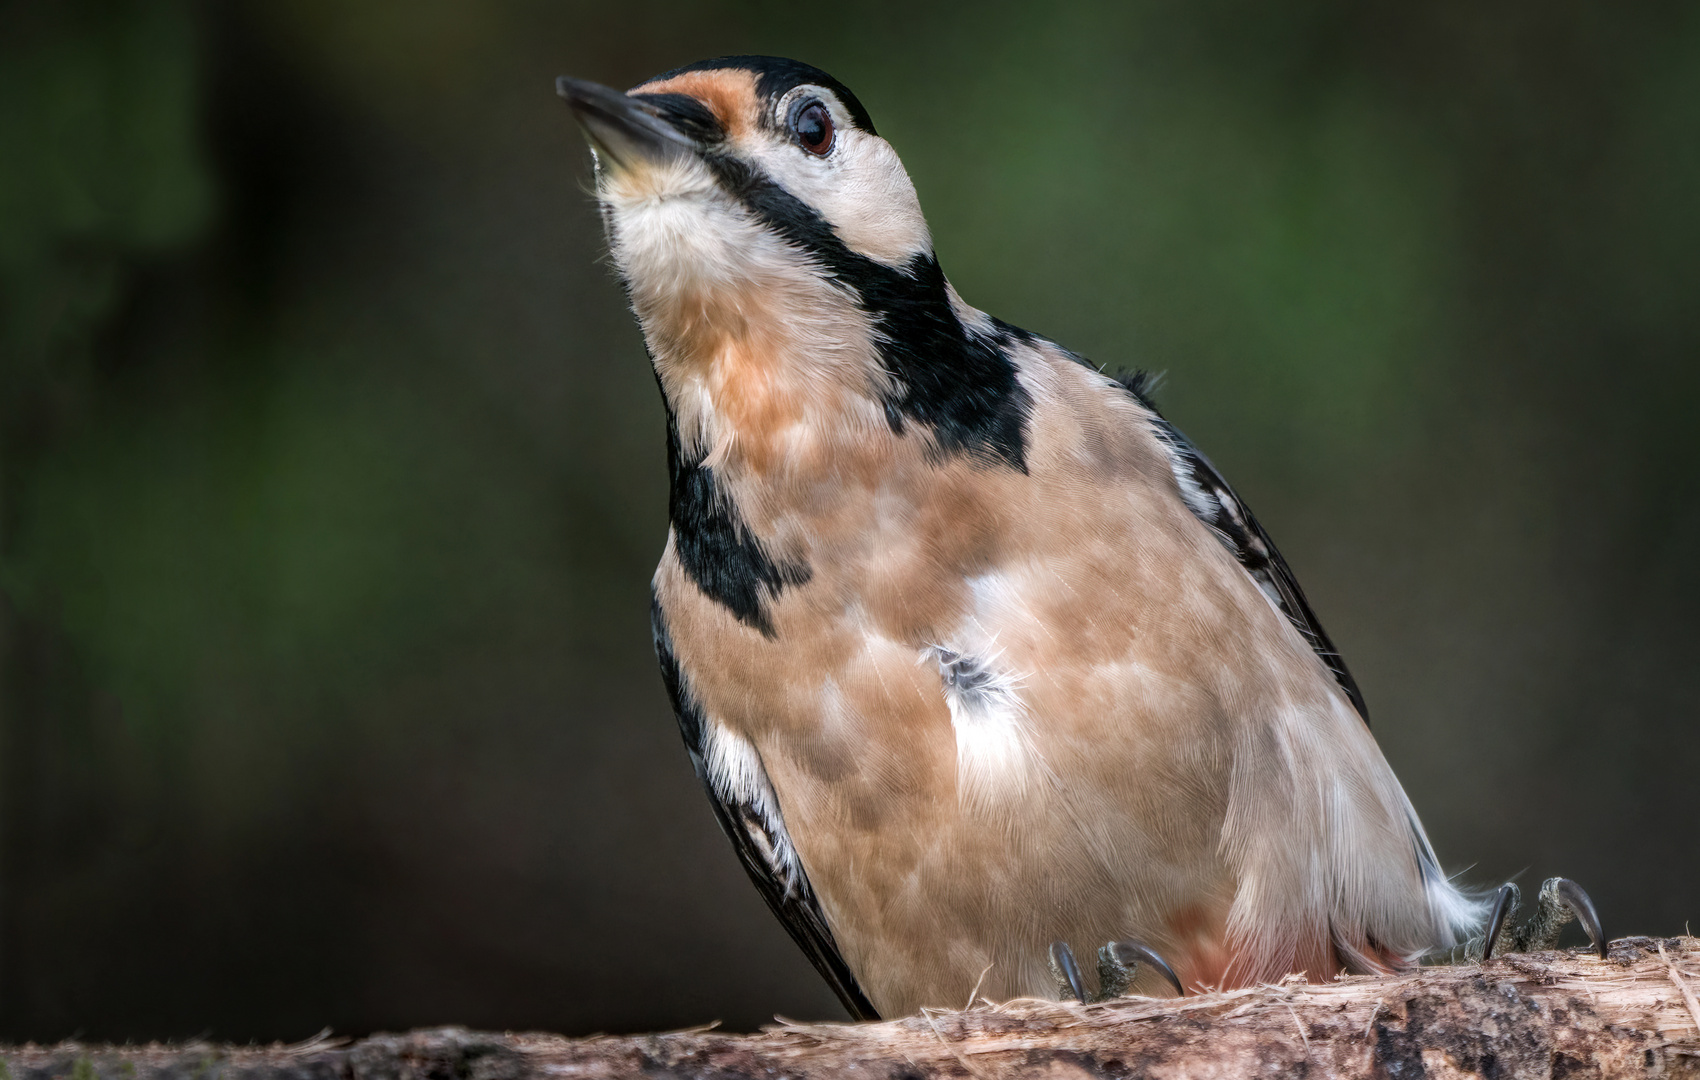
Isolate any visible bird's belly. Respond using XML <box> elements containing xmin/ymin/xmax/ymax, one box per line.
<box><xmin>788</xmin><ymin>776</ymin><xmax>1239</xmax><ymax>1014</ymax></box>
<box><xmin>753</xmin><ymin>651</ymin><xmax>1239</xmax><ymax>1015</ymax></box>
<box><xmin>659</xmin><ymin>505</ymin><xmax>1423</xmax><ymax>1013</ymax></box>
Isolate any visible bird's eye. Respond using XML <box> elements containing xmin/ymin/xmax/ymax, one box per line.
<box><xmin>792</xmin><ymin>100</ymin><xmax>834</xmax><ymax>156</ymax></box>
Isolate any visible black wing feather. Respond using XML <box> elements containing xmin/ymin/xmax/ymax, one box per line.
<box><xmin>651</xmin><ymin>598</ymin><xmax>881</xmax><ymax>1020</ymax></box>
<box><xmin>1117</xmin><ymin>373</ymin><xmax>1370</xmax><ymax>725</ymax></box>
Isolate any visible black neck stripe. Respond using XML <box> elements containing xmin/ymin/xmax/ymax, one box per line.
<box><xmin>700</xmin><ymin>152</ymin><xmax>1032</xmax><ymax>472</ymax></box>
<box><xmin>662</xmin><ymin>393</ymin><xmax>810</xmax><ymax>638</ymax></box>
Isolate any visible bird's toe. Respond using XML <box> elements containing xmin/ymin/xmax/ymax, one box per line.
<box><xmin>1100</xmin><ymin>939</ymin><xmax>1184</xmax><ymax>998</ymax></box>
<box><xmin>1048</xmin><ymin>940</ymin><xmax>1088</xmax><ymax>1003</ymax></box>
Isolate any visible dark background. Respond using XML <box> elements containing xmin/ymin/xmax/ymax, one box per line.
<box><xmin>2</xmin><ymin>0</ymin><xmax>1696</xmax><ymax>1045</ymax></box>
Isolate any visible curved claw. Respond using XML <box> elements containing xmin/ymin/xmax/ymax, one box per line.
<box><xmin>1049</xmin><ymin>940</ymin><xmax>1088</xmax><ymax>1003</ymax></box>
<box><xmin>1553</xmin><ymin>878</ymin><xmax>1607</xmax><ymax>959</ymax></box>
<box><xmin>1482</xmin><ymin>883</ymin><xmax>1519</xmax><ymax>962</ymax></box>
<box><xmin>1110</xmin><ymin>939</ymin><xmax>1185</xmax><ymax>997</ymax></box>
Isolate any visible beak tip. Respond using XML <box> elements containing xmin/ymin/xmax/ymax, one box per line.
<box><xmin>552</xmin><ymin>75</ymin><xmax>694</xmax><ymax>167</ymax></box>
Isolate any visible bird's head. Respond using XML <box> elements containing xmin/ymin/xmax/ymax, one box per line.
<box><xmin>557</xmin><ymin>57</ymin><xmax>1026</xmax><ymax>476</ymax></box>
<box><xmin>558</xmin><ymin>55</ymin><xmax>929</xmax><ymax>267</ymax></box>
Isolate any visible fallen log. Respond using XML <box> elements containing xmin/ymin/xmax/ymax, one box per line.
<box><xmin>5</xmin><ymin>936</ymin><xmax>1697</xmax><ymax>1079</ymax></box>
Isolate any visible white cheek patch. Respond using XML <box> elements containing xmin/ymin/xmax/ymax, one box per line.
<box><xmin>745</xmin><ymin>113</ymin><xmax>932</xmax><ymax>268</ymax></box>
<box><xmin>816</xmin><ymin>131</ymin><xmax>932</xmax><ymax>266</ymax></box>
<box><xmin>926</xmin><ymin>644</ymin><xmax>1049</xmax><ymax>813</ymax></box>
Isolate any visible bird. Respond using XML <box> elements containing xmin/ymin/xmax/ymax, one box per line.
<box><xmin>553</xmin><ymin>55</ymin><xmax>1604</xmax><ymax>1020</ymax></box>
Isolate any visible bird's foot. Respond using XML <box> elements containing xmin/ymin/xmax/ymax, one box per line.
<box><xmin>1427</xmin><ymin>877</ymin><xmax>1606</xmax><ymax>965</ymax></box>
<box><xmin>1048</xmin><ymin>939</ymin><xmax>1185</xmax><ymax>1002</ymax></box>
<box><xmin>1098</xmin><ymin>939</ymin><xmax>1185</xmax><ymax>999</ymax></box>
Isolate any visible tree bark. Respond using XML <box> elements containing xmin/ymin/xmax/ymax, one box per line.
<box><xmin>6</xmin><ymin>936</ymin><xmax>1697</xmax><ymax>1079</ymax></box>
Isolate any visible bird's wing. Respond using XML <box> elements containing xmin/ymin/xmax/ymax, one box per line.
<box><xmin>1120</xmin><ymin>374</ymin><xmax>1370</xmax><ymax>724</ymax></box>
<box><xmin>651</xmin><ymin>599</ymin><xmax>881</xmax><ymax>1020</ymax></box>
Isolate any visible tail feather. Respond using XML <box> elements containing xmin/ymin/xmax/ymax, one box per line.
<box><xmin>1406</xmin><ymin>809</ymin><xmax>1493</xmax><ymax>961</ymax></box>
<box><xmin>1221</xmin><ymin>692</ymin><xmax>1490</xmax><ymax>985</ymax></box>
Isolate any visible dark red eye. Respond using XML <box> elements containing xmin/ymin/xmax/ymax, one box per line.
<box><xmin>792</xmin><ymin>100</ymin><xmax>834</xmax><ymax>155</ymax></box>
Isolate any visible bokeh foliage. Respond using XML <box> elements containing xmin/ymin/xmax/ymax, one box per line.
<box><xmin>2</xmin><ymin>0</ymin><xmax>1697</xmax><ymax>1043</ymax></box>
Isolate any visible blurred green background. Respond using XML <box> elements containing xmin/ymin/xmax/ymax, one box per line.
<box><xmin>2</xmin><ymin>0</ymin><xmax>1697</xmax><ymax>1043</ymax></box>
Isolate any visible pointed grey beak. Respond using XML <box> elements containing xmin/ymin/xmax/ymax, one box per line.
<box><xmin>555</xmin><ymin>76</ymin><xmax>696</xmax><ymax>172</ymax></box>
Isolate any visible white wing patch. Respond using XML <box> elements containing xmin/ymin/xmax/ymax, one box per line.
<box><xmin>926</xmin><ymin>644</ymin><xmax>1050</xmax><ymax>813</ymax></box>
<box><xmin>701</xmin><ymin>719</ymin><xmax>805</xmax><ymax>896</ymax></box>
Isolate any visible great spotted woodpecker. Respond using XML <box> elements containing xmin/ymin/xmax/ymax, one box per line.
<box><xmin>554</xmin><ymin>56</ymin><xmax>1603</xmax><ymax>1020</ymax></box>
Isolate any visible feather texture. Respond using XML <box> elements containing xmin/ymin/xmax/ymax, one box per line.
<box><xmin>574</xmin><ymin>56</ymin><xmax>1485</xmax><ymax>1018</ymax></box>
